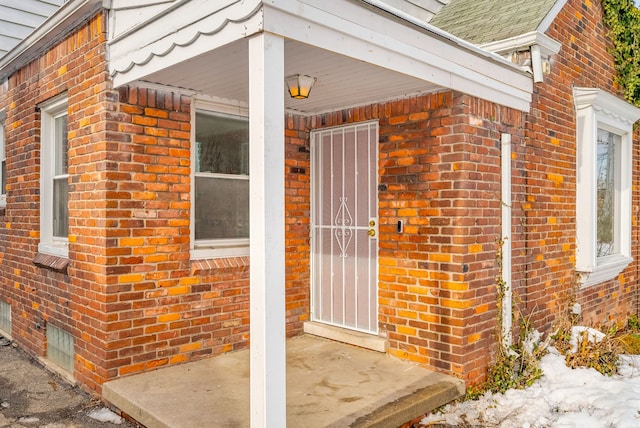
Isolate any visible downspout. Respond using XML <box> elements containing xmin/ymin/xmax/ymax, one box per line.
<box><xmin>530</xmin><ymin>45</ymin><xmax>544</xmax><ymax>83</ymax></box>
<box><xmin>501</xmin><ymin>133</ymin><xmax>513</xmax><ymax>347</ymax></box>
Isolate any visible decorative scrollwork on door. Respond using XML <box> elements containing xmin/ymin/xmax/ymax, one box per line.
<box><xmin>334</xmin><ymin>197</ymin><xmax>353</xmax><ymax>258</ymax></box>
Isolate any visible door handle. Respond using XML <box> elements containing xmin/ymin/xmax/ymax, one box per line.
<box><xmin>368</xmin><ymin>218</ymin><xmax>377</xmax><ymax>237</ymax></box>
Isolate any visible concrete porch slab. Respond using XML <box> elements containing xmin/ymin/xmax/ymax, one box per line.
<box><xmin>103</xmin><ymin>335</ymin><xmax>464</xmax><ymax>428</ymax></box>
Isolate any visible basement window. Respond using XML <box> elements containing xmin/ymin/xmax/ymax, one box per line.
<box><xmin>47</xmin><ymin>324</ymin><xmax>74</xmax><ymax>374</ymax></box>
<box><xmin>0</xmin><ymin>301</ymin><xmax>10</xmax><ymax>336</ymax></box>
<box><xmin>574</xmin><ymin>88</ymin><xmax>640</xmax><ymax>286</ymax></box>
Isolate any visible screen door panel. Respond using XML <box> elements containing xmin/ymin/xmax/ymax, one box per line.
<box><xmin>311</xmin><ymin>122</ymin><xmax>378</xmax><ymax>334</ymax></box>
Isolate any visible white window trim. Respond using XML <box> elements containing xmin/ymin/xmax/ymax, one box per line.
<box><xmin>190</xmin><ymin>96</ymin><xmax>250</xmax><ymax>260</ymax></box>
<box><xmin>39</xmin><ymin>96</ymin><xmax>69</xmax><ymax>258</ymax></box>
<box><xmin>0</xmin><ymin>109</ymin><xmax>5</xmax><ymax>208</ymax></box>
<box><xmin>574</xmin><ymin>87</ymin><xmax>640</xmax><ymax>286</ymax></box>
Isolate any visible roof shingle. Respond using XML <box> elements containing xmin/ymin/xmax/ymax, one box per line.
<box><xmin>429</xmin><ymin>0</ymin><xmax>557</xmax><ymax>44</ymax></box>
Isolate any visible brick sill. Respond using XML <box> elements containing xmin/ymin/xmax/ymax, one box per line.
<box><xmin>33</xmin><ymin>253</ymin><xmax>69</xmax><ymax>274</ymax></box>
<box><xmin>191</xmin><ymin>256</ymin><xmax>250</xmax><ymax>275</ymax></box>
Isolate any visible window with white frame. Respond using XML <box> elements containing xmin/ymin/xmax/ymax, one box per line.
<box><xmin>191</xmin><ymin>101</ymin><xmax>249</xmax><ymax>259</ymax></box>
<box><xmin>39</xmin><ymin>96</ymin><xmax>69</xmax><ymax>258</ymax></box>
<box><xmin>574</xmin><ymin>87</ymin><xmax>640</xmax><ymax>286</ymax></box>
<box><xmin>0</xmin><ymin>111</ymin><xmax>5</xmax><ymax>208</ymax></box>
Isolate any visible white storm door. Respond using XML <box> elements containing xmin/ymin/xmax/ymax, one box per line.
<box><xmin>311</xmin><ymin>121</ymin><xmax>378</xmax><ymax>334</ymax></box>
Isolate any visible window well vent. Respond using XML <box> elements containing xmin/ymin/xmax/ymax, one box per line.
<box><xmin>0</xmin><ymin>301</ymin><xmax>10</xmax><ymax>335</ymax></box>
<box><xmin>47</xmin><ymin>325</ymin><xmax>74</xmax><ymax>374</ymax></box>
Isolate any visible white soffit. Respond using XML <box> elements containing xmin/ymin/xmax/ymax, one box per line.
<box><xmin>108</xmin><ymin>0</ymin><xmax>532</xmax><ymax>113</ymax></box>
<box><xmin>270</xmin><ymin>0</ymin><xmax>532</xmax><ymax>111</ymax></box>
<box><xmin>139</xmin><ymin>38</ymin><xmax>443</xmax><ymax>115</ymax></box>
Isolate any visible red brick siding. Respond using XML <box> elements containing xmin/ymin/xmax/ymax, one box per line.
<box><xmin>0</xmin><ymin>13</ymin><xmax>110</xmax><ymax>392</ymax></box>
<box><xmin>514</xmin><ymin>0</ymin><xmax>638</xmax><ymax>334</ymax></box>
<box><xmin>105</xmin><ymin>87</ymin><xmax>320</xmax><ymax>378</ymax></box>
<box><xmin>98</xmin><ymin>94</ymin><xmax>314</xmax><ymax>380</ymax></box>
<box><xmin>284</xmin><ymin>113</ymin><xmax>312</xmax><ymax>336</ymax></box>
<box><xmin>306</xmin><ymin>93</ymin><xmax>525</xmax><ymax>384</ymax></box>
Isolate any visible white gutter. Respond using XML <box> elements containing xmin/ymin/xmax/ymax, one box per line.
<box><xmin>479</xmin><ymin>31</ymin><xmax>562</xmax><ymax>57</ymax></box>
<box><xmin>537</xmin><ymin>0</ymin><xmax>569</xmax><ymax>33</ymax></box>
<box><xmin>360</xmin><ymin>0</ymin><xmax>530</xmax><ymax>75</ymax></box>
<box><xmin>480</xmin><ymin>31</ymin><xmax>562</xmax><ymax>83</ymax></box>
<box><xmin>501</xmin><ymin>133</ymin><xmax>512</xmax><ymax>348</ymax></box>
<box><xmin>0</xmin><ymin>0</ymin><xmax>106</xmax><ymax>82</ymax></box>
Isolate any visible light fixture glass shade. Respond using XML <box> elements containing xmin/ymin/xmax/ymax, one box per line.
<box><xmin>286</xmin><ymin>74</ymin><xmax>316</xmax><ymax>99</ymax></box>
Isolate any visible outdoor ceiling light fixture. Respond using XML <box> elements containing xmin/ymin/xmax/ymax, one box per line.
<box><xmin>286</xmin><ymin>74</ymin><xmax>317</xmax><ymax>99</ymax></box>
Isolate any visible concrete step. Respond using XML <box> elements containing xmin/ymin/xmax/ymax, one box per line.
<box><xmin>104</xmin><ymin>335</ymin><xmax>464</xmax><ymax>428</ymax></box>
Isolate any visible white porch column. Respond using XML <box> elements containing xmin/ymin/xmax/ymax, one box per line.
<box><xmin>248</xmin><ymin>33</ymin><xmax>287</xmax><ymax>427</ymax></box>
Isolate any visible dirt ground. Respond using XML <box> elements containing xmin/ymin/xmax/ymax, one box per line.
<box><xmin>0</xmin><ymin>340</ymin><xmax>137</xmax><ymax>428</ymax></box>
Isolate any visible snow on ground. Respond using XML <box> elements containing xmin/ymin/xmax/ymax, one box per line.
<box><xmin>87</xmin><ymin>407</ymin><xmax>123</xmax><ymax>424</ymax></box>
<box><xmin>421</xmin><ymin>348</ymin><xmax>640</xmax><ymax>428</ymax></box>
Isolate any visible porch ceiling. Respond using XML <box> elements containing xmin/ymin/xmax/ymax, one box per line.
<box><xmin>137</xmin><ymin>38</ymin><xmax>442</xmax><ymax>115</ymax></box>
<box><xmin>107</xmin><ymin>1</ymin><xmax>532</xmax><ymax>114</ymax></box>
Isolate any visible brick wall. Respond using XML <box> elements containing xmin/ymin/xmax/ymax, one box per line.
<box><xmin>73</xmin><ymin>88</ymin><xmax>316</xmax><ymax>386</ymax></box>
<box><xmin>0</xmin><ymin>13</ymin><xmax>111</xmax><ymax>391</ymax></box>
<box><xmin>306</xmin><ymin>93</ymin><xmax>525</xmax><ymax>384</ymax></box>
<box><xmin>514</xmin><ymin>0</ymin><xmax>639</xmax><ymax>333</ymax></box>
<box><xmin>284</xmin><ymin>113</ymin><xmax>312</xmax><ymax>336</ymax></box>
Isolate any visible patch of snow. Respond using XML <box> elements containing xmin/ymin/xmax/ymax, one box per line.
<box><xmin>421</xmin><ymin>349</ymin><xmax>640</xmax><ymax>427</ymax></box>
<box><xmin>522</xmin><ymin>329</ymin><xmax>542</xmax><ymax>355</ymax></box>
<box><xmin>17</xmin><ymin>416</ymin><xmax>40</xmax><ymax>423</ymax></box>
<box><xmin>87</xmin><ymin>407</ymin><xmax>123</xmax><ymax>425</ymax></box>
<box><xmin>569</xmin><ymin>326</ymin><xmax>605</xmax><ymax>352</ymax></box>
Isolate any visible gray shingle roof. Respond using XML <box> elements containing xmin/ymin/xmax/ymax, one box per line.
<box><xmin>430</xmin><ymin>0</ymin><xmax>557</xmax><ymax>45</ymax></box>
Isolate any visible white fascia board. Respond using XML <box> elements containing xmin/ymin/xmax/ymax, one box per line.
<box><xmin>108</xmin><ymin>0</ymin><xmax>263</xmax><ymax>88</ymax></box>
<box><xmin>0</xmin><ymin>0</ymin><xmax>105</xmax><ymax>81</ymax></box>
<box><xmin>110</xmin><ymin>0</ymin><xmax>174</xmax><ymax>10</ymax></box>
<box><xmin>109</xmin><ymin>0</ymin><xmax>246</xmax><ymax>44</ymax></box>
<box><xmin>537</xmin><ymin>0</ymin><xmax>569</xmax><ymax>33</ymax></box>
<box><xmin>480</xmin><ymin>31</ymin><xmax>562</xmax><ymax>57</ymax></box>
<box><xmin>109</xmin><ymin>0</ymin><xmax>176</xmax><ymax>39</ymax></box>
<box><xmin>265</xmin><ymin>0</ymin><xmax>532</xmax><ymax>111</ymax></box>
<box><xmin>375</xmin><ymin>0</ymin><xmax>438</xmax><ymax>21</ymax></box>
<box><xmin>361</xmin><ymin>0</ymin><xmax>522</xmax><ymax>70</ymax></box>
